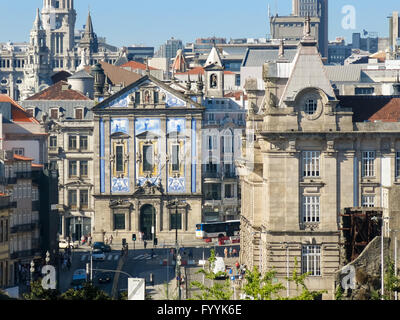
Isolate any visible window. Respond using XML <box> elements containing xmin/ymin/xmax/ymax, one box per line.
<box><xmin>68</xmin><ymin>190</ymin><xmax>77</xmax><ymax>208</ymax></box>
<box><xmin>26</xmin><ymin>108</ymin><xmax>35</xmax><ymax>117</ymax></box>
<box><xmin>49</xmin><ymin>136</ymin><xmax>57</xmax><ymax>148</ymax></box>
<box><xmin>80</xmin><ymin>190</ymin><xmax>89</xmax><ymax>209</ymax></box>
<box><xmin>75</xmin><ymin>108</ymin><xmax>83</xmax><ymax>120</ymax></box>
<box><xmin>116</xmin><ymin>145</ymin><xmax>124</xmax><ymax>173</ymax></box>
<box><xmin>69</xmin><ymin>161</ymin><xmax>77</xmax><ymax>177</ymax></box>
<box><xmin>143</xmin><ymin>145</ymin><xmax>153</xmax><ymax>172</ymax></box>
<box><xmin>114</xmin><ymin>213</ymin><xmax>125</xmax><ymax>230</ymax></box>
<box><xmin>302</xmin><ymin>196</ymin><xmax>320</xmax><ymax>223</ymax></box>
<box><xmin>303</xmin><ymin>151</ymin><xmax>320</xmax><ymax>177</ymax></box>
<box><xmin>304</xmin><ymin>99</ymin><xmax>317</xmax><ymax>115</ymax></box>
<box><xmin>12</xmin><ymin>148</ymin><xmax>24</xmax><ymax>156</ymax></box>
<box><xmin>235</xmin><ymin>74</ymin><xmax>241</xmax><ymax>87</ymax></box>
<box><xmin>302</xmin><ymin>245</ymin><xmax>321</xmax><ymax>276</ymax></box>
<box><xmin>170</xmin><ymin>212</ymin><xmax>182</xmax><ymax>230</ymax></box>
<box><xmin>362</xmin><ymin>151</ymin><xmax>375</xmax><ymax>177</ymax></box>
<box><xmin>68</xmin><ymin>136</ymin><xmax>77</xmax><ymax>150</ymax></box>
<box><xmin>355</xmin><ymin>87</ymin><xmax>374</xmax><ymax>95</ymax></box>
<box><xmin>50</xmin><ymin>108</ymin><xmax>59</xmax><ymax>119</ymax></box>
<box><xmin>80</xmin><ymin>161</ymin><xmax>88</xmax><ymax>177</ymax></box>
<box><xmin>225</xmin><ymin>184</ymin><xmax>233</xmax><ymax>198</ymax></box>
<box><xmin>171</xmin><ymin>144</ymin><xmax>180</xmax><ymax>172</ymax></box>
<box><xmin>80</xmin><ymin>136</ymin><xmax>88</xmax><ymax>151</ymax></box>
<box><xmin>362</xmin><ymin>195</ymin><xmax>375</xmax><ymax>208</ymax></box>
<box><xmin>396</xmin><ymin>152</ymin><xmax>400</xmax><ymax>178</ymax></box>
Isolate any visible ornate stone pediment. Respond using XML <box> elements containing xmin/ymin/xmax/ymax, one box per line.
<box><xmin>109</xmin><ymin>199</ymin><xmax>134</xmax><ymax>209</ymax></box>
<box><xmin>133</xmin><ymin>180</ymin><xmax>164</xmax><ymax>196</ymax></box>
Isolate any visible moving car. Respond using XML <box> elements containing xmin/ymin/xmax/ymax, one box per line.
<box><xmin>92</xmin><ymin>242</ymin><xmax>111</xmax><ymax>252</ymax></box>
<box><xmin>97</xmin><ymin>272</ymin><xmax>113</xmax><ymax>284</ymax></box>
<box><xmin>71</xmin><ymin>269</ymin><xmax>87</xmax><ymax>289</ymax></box>
<box><xmin>92</xmin><ymin>249</ymin><xmax>105</xmax><ymax>261</ymax></box>
<box><xmin>59</xmin><ymin>239</ymin><xmax>79</xmax><ymax>249</ymax></box>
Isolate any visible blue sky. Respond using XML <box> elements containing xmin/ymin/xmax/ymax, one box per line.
<box><xmin>0</xmin><ymin>0</ymin><xmax>398</xmax><ymax>48</ymax></box>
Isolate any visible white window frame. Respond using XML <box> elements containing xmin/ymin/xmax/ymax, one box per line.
<box><xmin>362</xmin><ymin>195</ymin><xmax>375</xmax><ymax>208</ymax></box>
<box><xmin>304</xmin><ymin>99</ymin><xmax>317</xmax><ymax>115</ymax></box>
<box><xmin>362</xmin><ymin>151</ymin><xmax>375</xmax><ymax>177</ymax></box>
<box><xmin>302</xmin><ymin>196</ymin><xmax>320</xmax><ymax>223</ymax></box>
<box><xmin>302</xmin><ymin>245</ymin><xmax>321</xmax><ymax>276</ymax></box>
<box><xmin>303</xmin><ymin>151</ymin><xmax>320</xmax><ymax>177</ymax></box>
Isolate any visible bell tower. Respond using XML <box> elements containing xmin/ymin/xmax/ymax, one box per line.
<box><xmin>203</xmin><ymin>46</ymin><xmax>225</xmax><ymax>98</ymax></box>
<box><xmin>41</xmin><ymin>0</ymin><xmax>76</xmax><ymax>56</ymax></box>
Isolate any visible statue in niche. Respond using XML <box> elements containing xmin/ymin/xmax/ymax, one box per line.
<box><xmin>210</xmin><ymin>74</ymin><xmax>217</xmax><ymax>88</ymax></box>
<box><xmin>144</xmin><ymin>91</ymin><xmax>150</xmax><ymax>104</ymax></box>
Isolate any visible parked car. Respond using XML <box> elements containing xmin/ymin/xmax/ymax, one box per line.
<box><xmin>92</xmin><ymin>249</ymin><xmax>105</xmax><ymax>261</ymax></box>
<box><xmin>92</xmin><ymin>242</ymin><xmax>111</xmax><ymax>252</ymax></box>
<box><xmin>97</xmin><ymin>272</ymin><xmax>113</xmax><ymax>284</ymax></box>
<box><xmin>59</xmin><ymin>239</ymin><xmax>79</xmax><ymax>249</ymax></box>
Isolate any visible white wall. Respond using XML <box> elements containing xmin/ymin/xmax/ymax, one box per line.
<box><xmin>3</xmin><ymin>140</ymin><xmax>40</xmax><ymax>163</ymax></box>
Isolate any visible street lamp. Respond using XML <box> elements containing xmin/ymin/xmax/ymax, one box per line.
<box><xmin>372</xmin><ymin>215</ymin><xmax>390</xmax><ymax>300</ymax></box>
<box><xmin>45</xmin><ymin>251</ymin><xmax>51</xmax><ymax>265</ymax></box>
<box><xmin>30</xmin><ymin>260</ymin><xmax>35</xmax><ymax>285</ymax></box>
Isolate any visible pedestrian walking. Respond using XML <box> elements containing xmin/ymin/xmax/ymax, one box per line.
<box><xmin>224</xmin><ymin>247</ymin><xmax>228</xmax><ymax>258</ymax></box>
<box><xmin>229</xmin><ymin>247</ymin><xmax>233</xmax><ymax>257</ymax></box>
<box><xmin>232</xmin><ymin>248</ymin><xmax>237</xmax><ymax>257</ymax></box>
<box><xmin>105</xmin><ymin>236</ymin><xmax>109</xmax><ymax>245</ymax></box>
<box><xmin>88</xmin><ymin>234</ymin><xmax>92</xmax><ymax>246</ymax></box>
<box><xmin>144</xmin><ymin>240</ymin><xmax>147</xmax><ymax>249</ymax></box>
<box><xmin>109</xmin><ymin>234</ymin><xmax>113</xmax><ymax>244</ymax></box>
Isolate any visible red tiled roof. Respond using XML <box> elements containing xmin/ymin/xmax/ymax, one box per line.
<box><xmin>175</xmin><ymin>67</ymin><xmax>235</xmax><ymax>75</ymax></box>
<box><xmin>26</xmin><ymin>81</ymin><xmax>91</xmax><ymax>101</ymax></box>
<box><xmin>85</xmin><ymin>61</ymin><xmax>142</xmax><ymax>87</ymax></box>
<box><xmin>338</xmin><ymin>96</ymin><xmax>400</xmax><ymax>122</ymax></box>
<box><xmin>13</xmin><ymin>154</ymin><xmax>34</xmax><ymax>161</ymax></box>
<box><xmin>0</xmin><ymin>94</ymin><xmax>39</xmax><ymax>123</ymax></box>
<box><xmin>224</xmin><ymin>91</ymin><xmax>248</xmax><ymax>101</ymax></box>
<box><xmin>121</xmin><ymin>61</ymin><xmax>157</xmax><ymax>71</ymax></box>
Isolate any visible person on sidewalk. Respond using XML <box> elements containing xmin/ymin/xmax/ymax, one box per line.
<box><xmin>224</xmin><ymin>247</ymin><xmax>228</xmax><ymax>258</ymax></box>
<box><xmin>144</xmin><ymin>240</ymin><xmax>147</xmax><ymax>249</ymax></box>
<box><xmin>109</xmin><ymin>234</ymin><xmax>113</xmax><ymax>244</ymax></box>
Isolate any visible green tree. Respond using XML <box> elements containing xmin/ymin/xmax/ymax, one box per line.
<box><xmin>190</xmin><ymin>249</ymin><xmax>233</xmax><ymax>300</ymax></box>
<box><xmin>23</xmin><ymin>280</ymin><xmax>60</xmax><ymax>300</ymax></box>
<box><xmin>242</xmin><ymin>266</ymin><xmax>285</xmax><ymax>300</ymax></box>
<box><xmin>60</xmin><ymin>281</ymin><xmax>112</xmax><ymax>300</ymax></box>
<box><xmin>241</xmin><ymin>258</ymin><xmax>325</xmax><ymax>300</ymax></box>
<box><xmin>383</xmin><ymin>257</ymin><xmax>400</xmax><ymax>300</ymax></box>
<box><xmin>283</xmin><ymin>258</ymin><xmax>326</xmax><ymax>300</ymax></box>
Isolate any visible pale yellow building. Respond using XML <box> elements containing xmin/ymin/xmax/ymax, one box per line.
<box><xmin>238</xmin><ymin>20</ymin><xmax>400</xmax><ymax>299</ymax></box>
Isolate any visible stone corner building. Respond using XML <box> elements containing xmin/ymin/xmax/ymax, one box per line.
<box><xmin>91</xmin><ymin>74</ymin><xmax>204</xmax><ymax>244</ymax></box>
<box><xmin>238</xmin><ymin>19</ymin><xmax>400</xmax><ymax>299</ymax></box>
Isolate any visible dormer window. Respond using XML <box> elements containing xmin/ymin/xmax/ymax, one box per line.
<box><xmin>75</xmin><ymin>108</ymin><xmax>83</xmax><ymax>120</ymax></box>
<box><xmin>50</xmin><ymin>108</ymin><xmax>59</xmax><ymax>119</ymax></box>
<box><xmin>305</xmin><ymin>99</ymin><xmax>317</xmax><ymax>115</ymax></box>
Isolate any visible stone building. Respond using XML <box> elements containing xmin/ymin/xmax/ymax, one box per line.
<box><xmin>91</xmin><ymin>74</ymin><xmax>204</xmax><ymax>244</ymax></box>
<box><xmin>20</xmin><ymin>80</ymin><xmax>95</xmax><ymax>242</ymax></box>
<box><xmin>238</xmin><ymin>20</ymin><xmax>400</xmax><ymax>299</ymax></box>
<box><xmin>0</xmin><ymin>0</ymin><xmax>121</xmax><ymax>101</ymax></box>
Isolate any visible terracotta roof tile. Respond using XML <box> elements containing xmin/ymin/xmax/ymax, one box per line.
<box><xmin>85</xmin><ymin>61</ymin><xmax>142</xmax><ymax>87</ymax></box>
<box><xmin>121</xmin><ymin>61</ymin><xmax>157</xmax><ymax>71</ymax></box>
<box><xmin>13</xmin><ymin>154</ymin><xmax>33</xmax><ymax>161</ymax></box>
<box><xmin>0</xmin><ymin>94</ymin><xmax>39</xmax><ymax>123</ymax></box>
<box><xmin>338</xmin><ymin>96</ymin><xmax>400</xmax><ymax>122</ymax></box>
<box><xmin>26</xmin><ymin>81</ymin><xmax>91</xmax><ymax>101</ymax></box>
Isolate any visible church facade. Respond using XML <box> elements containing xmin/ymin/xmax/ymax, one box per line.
<box><xmin>91</xmin><ymin>74</ymin><xmax>205</xmax><ymax>244</ymax></box>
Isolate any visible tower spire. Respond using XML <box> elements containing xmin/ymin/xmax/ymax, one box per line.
<box><xmin>33</xmin><ymin>8</ymin><xmax>42</xmax><ymax>30</ymax></box>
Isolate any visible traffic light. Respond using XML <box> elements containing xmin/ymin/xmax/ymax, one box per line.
<box><xmin>132</xmin><ymin>234</ymin><xmax>136</xmax><ymax>241</ymax></box>
<box><xmin>122</xmin><ymin>238</ymin><xmax>126</xmax><ymax>246</ymax></box>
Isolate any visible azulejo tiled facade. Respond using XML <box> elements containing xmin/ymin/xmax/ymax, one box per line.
<box><xmin>92</xmin><ymin>75</ymin><xmax>204</xmax><ymax>244</ymax></box>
